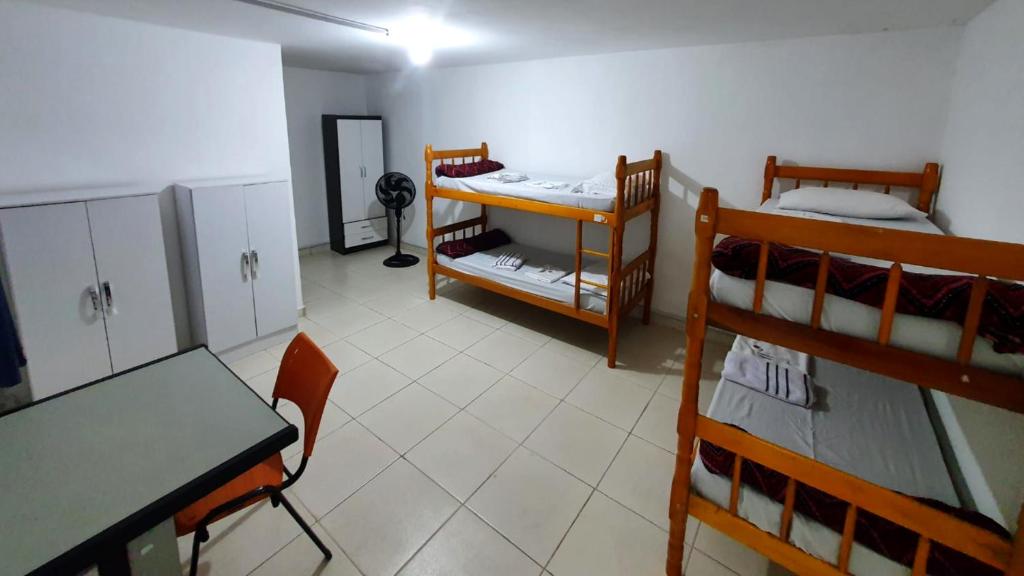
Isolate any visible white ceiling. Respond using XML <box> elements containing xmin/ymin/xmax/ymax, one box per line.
<box><xmin>30</xmin><ymin>0</ymin><xmax>993</xmax><ymax>73</ymax></box>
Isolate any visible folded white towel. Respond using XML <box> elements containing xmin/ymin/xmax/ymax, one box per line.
<box><xmin>487</xmin><ymin>171</ymin><xmax>529</xmax><ymax>183</ymax></box>
<box><xmin>722</xmin><ymin>350</ymin><xmax>815</xmax><ymax>407</ymax></box>
<box><xmin>525</xmin><ymin>265</ymin><xmax>570</xmax><ymax>284</ymax></box>
<box><xmin>493</xmin><ymin>251</ymin><xmax>525</xmax><ymax>271</ymax></box>
<box><xmin>731</xmin><ymin>336</ymin><xmax>809</xmax><ymax>372</ymax></box>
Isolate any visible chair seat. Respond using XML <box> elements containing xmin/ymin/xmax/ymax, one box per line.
<box><xmin>174</xmin><ymin>453</ymin><xmax>284</xmax><ymax>536</ymax></box>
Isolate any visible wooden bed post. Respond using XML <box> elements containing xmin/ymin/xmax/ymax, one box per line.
<box><xmin>919</xmin><ymin>162</ymin><xmax>940</xmax><ymax>214</ymax></box>
<box><xmin>607</xmin><ymin>155</ymin><xmax>628</xmax><ymax>368</ymax></box>
<box><xmin>424</xmin><ymin>145</ymin><xmax>436</xmax><ymax>300</ymax></box>
<box><xmin>1007</xmin><ymin>506</ymin><xmax>1024</xmax><ymax>575</ymax></box>
<box><xmin>643</xmin><ymin>150</ymin><xmax>663</xmax><ymax>325</ymax></box>
<box><xmin>761</xmin><ymin>155</ymin><xmax>777</xmax><ymax>205</ymax></box>
<box><xmin>666</xmin><ymin>188</ymin><xmax>719</xmax><ymax>576</ymax></box>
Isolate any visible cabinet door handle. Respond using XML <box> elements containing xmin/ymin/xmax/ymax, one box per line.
<box><xmin>88</xmin><ymin>286</ymin><xmax>101</xmax><ymax>314</ymax></box>
<box><xmin>360</xmin><ymin>235</ymin><xmax>374</xmax><ymax>241</ymax></box>
<box><xmin>102</xmin><ymin>281</ymin><xmax>116</xmax><ymax>316</ymax></box>
<box><xmin>250</xmin><ymin>249</ymin><xmax>259</xmax><ymax>279</ymax></box>
<box><xmin>241</xmin><ymin>251</ymin><xmax>250</xmax><ymax>282</ymax></box>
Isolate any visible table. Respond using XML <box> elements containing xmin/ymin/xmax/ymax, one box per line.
<box><xmin>0</xmin><ymin>346</ymin><xmax>298</xmax><ymax>575</ymax></box>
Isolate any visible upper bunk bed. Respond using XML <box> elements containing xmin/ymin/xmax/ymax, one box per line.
<box><xmin>665</xmin><ymin>157</ymin><xmax>1024</xmax><ymax>576</ymax></box>
<box><xmin>423</xmin><ymin>143</ymin><xmax>662</xmax><ymax>368</ymax></box>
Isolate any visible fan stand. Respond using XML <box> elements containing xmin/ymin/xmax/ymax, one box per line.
<box><xmin>383</xmin><ymin>206</ymin><xmax>419</xmax><ymax>268</ymax></box>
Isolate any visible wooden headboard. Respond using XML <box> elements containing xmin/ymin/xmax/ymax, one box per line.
<box><xmin>760</xmin><ymin>156</ymin><xmax>941</xmax><ymax>214</ymax></box>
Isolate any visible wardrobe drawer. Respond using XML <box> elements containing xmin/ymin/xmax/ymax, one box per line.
<box><xmin>343</xmin><ymin>217</ymin><xmax>387</xmax><ymax>236</ymax></box>
<box><xmin>345</xmin><ymin>221</ymin><xmax>387</xmax><ymax>247</ymax></box>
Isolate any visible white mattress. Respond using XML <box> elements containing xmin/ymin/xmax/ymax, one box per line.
<box><xmin>436</xmin><ymin>242</ymin><xmax>608</xmax><ymax>313</ymax></box>
<box><xmin>435</xmin><ymin>171</ymin><xmax>616</xmax><ymax>212</ymax></box>
<box><xmin>710</xmin><ymin>200</ymin><xmax>1024</xmax><ymax>377</ymax></box>
<box><xmin>693</xmin><ymin>339</ymin><xmax>959</xmax><ymax>575</ymax></box>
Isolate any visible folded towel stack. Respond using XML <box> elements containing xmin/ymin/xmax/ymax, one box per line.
<box><xmin>722</xmin><ymin>337</ymin><xmax>814</xmax><ymax>407</ymax></box>
<box><xmin>487</xmin><ymin>172</ymin><xmax>529</xmax><ymax>183</ymax></box>
<box><xmin>525</xmin><ymin>265</ymin><xmax>570</xmax><ymax>284</ymax></box>
<box><xmin>493</xmin><ymin>251</ymin><xmax>526</xmax><ymax>271</ymax></box>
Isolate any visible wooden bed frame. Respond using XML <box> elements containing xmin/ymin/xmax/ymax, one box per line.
<box><xmin>423</xmin><ymin>143</ymin><xmax>662</xmax><ymax>368</ymax></box>
<box><xmin>666</xmin><ymin>157</ymin><xmax>1024</xmax><ymax>575</ymax></box>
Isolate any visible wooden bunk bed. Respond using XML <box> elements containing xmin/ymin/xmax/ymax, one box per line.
<box><xmin>424</xmin><ymin>143</ymin><xmax>662</xmax><ymax>368</ymax></box>
<box><xmin>666</xmin><ymin>157</ymin><xmax>1024</xmax><ymax>575</ymax></box>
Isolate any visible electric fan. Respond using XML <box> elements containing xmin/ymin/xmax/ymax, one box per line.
<box><xmin>375</xmin><ymin>172</ymin><xmax>420</xmax><ymax>268</ymax></box>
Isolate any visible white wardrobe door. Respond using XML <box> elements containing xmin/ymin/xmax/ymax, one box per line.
<box><xmin>87</xmin><ymin>195</ymin><xmax>176</xmax><ymax>372</ymax></box>
<box><xmin>338</xmin><ymin>119</ymin><xmax>366</xmax><ymax>223</ymax></box>
<box><xmin>192</xmin><ymin>185</ymin><xmax>257</xmax><ymax>352</ymax></box>
<box><xmin>244</xmin><ymin>182</ymin><xmax>298</xmax><ymax>337</ymax></box>
<box><xmin>361</xmin><ymin>119</ymin><xmax>386</xmax><ymax>220</ymax></box>
<box><xmin>0</xmin><ymin>202</ymin><xmax>111</xmax><ymax>399</ymax></box>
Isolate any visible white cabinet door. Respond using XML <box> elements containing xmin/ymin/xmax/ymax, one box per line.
<box><xmin>87</xmin><ymin>195</ymin><xmax>176</xmax><ymax>373</ymax></box>
<box><xmin>191</xmin><ymin>185</ymin><xmax>257</xmax><ymax>352</ymax></box>
<box><xmin>338</xmin><ymin>119</ymin><xmax>366</xmax><ymax>223</ymax></box>
<box><xmin>0</xmin><ymin>203</ymin><xmax>111</xmax><ymax>398</ymax></box>
<box><xmin>244</xmin><ymin>182</ymin><xmax>297</xmax><ymax>337</ymax></box>
<box><xmin>361</xmin><ymin>119</ymin><xmax>386</xmax><ymax>220</ymax></box>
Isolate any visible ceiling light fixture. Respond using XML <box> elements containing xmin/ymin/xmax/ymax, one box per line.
<box><xmin>235</xmin><ymin>0</ymin><xmax>467</xmax><ymax>67</ymax></box>
<box><xmin>233</xmin><ymin>0</ymin><xmax>388</xmax><ymax>35</ymax></box>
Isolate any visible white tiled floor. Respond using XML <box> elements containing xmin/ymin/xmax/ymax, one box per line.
<box><xmin>191</xmin><ymin>245</ymin><xmax>791</xmax><ymax>576</ymax></box>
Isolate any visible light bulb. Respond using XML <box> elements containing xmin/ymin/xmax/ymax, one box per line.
<box><xmin>407</xmin><ymin>43</ymin><xmax>433</xmax><ymax>66</ymax></box>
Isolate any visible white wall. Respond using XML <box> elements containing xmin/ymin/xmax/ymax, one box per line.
<box><xmin>283</xmin><ymin>67</ymin><xmax>368</xmax><ymax>248</ymax></box>
<box><xmin>367</xmin><ymin>27</ymin><xmax>961</xmax><ymax>318</ymax></box>
<box><xmin>0</xmin><ymin>1</ymin><xmax>299</xmax><ymax>346</ymax></box>
<box><xmin>932</xmin><ymin>0</ymin><xmax>1024</xmax><ymax>532</ymax></box>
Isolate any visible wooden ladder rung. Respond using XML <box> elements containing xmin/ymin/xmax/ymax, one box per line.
<box><xmin>581</xmin><ymin>248</ymin><xmax>610</xmax><ymax>258</ymax></box>
<box><xmin>580</xmin><ymin>278</ymin><xmax>609</xmax><ymax>290</ymax></box>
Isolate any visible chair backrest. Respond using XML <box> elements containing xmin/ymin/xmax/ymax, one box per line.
<box><xmin>272</xmin><ymin>332</ymin><xmax>339</xmax><ymax>459</ymax></box>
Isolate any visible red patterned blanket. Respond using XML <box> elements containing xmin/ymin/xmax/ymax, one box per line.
<box><xmin>699</xmin><ymin>435</ymin><xmax>1009</xmax><ymax>576</ymax></box>
<box><xmin>711</xmin><ymin>237</ymin><xmax>1024</xmax><ymax>354</ymax></box>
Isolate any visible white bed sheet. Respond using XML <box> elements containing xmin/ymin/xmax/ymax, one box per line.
<box><xmin>435</xmin><ymin>171</ymin><xmax>616</xmax><ymax>212</ymax></box>
<box><xmin>436</xmin><ymin>242</ymin><xmax>608</xmax><ymax>313</ymax></box>
<box><xmin>710</xmin><ymin>200</ymin><xmax>1024</xmax><ymax>377</ymax></box>
<box><xmin>692</xmin><ymin>337</ymin><xmax>959</xmax><ymax>575</ymax></box>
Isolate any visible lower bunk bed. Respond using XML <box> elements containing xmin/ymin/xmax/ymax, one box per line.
<box><xmin>424</xmin><ymin>143</ymin><xmax>662</xmax><ymax>367</ymax></box>
<box><xmin>667</xmin><ymin>158</ymin><xmax>1024</xmax><ymax>576</ymax></box>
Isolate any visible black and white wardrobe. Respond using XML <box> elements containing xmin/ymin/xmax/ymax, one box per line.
<box><xmin>322</xmin><ymin>115</ymin><xmax>388</xmax><ymax>254</ymax></box>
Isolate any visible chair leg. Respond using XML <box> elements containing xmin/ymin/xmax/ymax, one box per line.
<box><xmin>189</xmin><ymin>530</ymin><xmax>202</xmax><ymax>576</ymax></box>
<box><xmin>278</xmin><ymin>492</ymin><xmax>333</xmax><ymax>561</ymax></box>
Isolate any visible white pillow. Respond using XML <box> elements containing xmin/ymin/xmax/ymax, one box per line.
<box><xmin>572</xmin><ymin>172</ymin><xmax>617</xmax><ymax>196</ymax></box>
<box><xmin>561</xmin><ymin>262</ymin><xmax>609</xmax><ymax>295</ymax></box>
<box><xmin>777</xmin><ymin>187</ymin><xmax>926</xmax><ymax>220</ymax></box>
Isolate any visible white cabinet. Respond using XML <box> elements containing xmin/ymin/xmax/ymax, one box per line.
<box><xmin>323</xmin><ymin>115</ymin><xmax>388</xmax><ymax>253</ymax></box>
<box><xmin>0</xmin><ymin>195</ymin><xmax>176</xmax><ymax>400</ymax></box>
<box><xmin>176</xmin><ymin>180</ymin><xmax>298</xmax><ymax>355</ymax></box>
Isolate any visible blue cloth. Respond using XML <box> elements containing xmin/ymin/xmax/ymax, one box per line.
<box><xmin>0</xmin><ymin>280</ymin><xmax>26</xmax><ymax>388</ymax></box>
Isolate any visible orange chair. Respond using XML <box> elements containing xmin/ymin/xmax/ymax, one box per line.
<box><xmin>176</xmin><ymin>333</ymin><xmax>339</xmax><ymax>576</ymax></box>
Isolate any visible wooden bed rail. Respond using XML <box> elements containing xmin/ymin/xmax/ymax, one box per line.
<box><xmin>718</xmin><ymin>208</ymin><xmax>1024</xmax><ymax>281</ymax></box>
<box><xmin>761</xmin><ymin>155</ymin><xmax>941</xmax><ymax>213</ymax></box>
<box><xmin>695</xmin><ymin>416</ymin><xmax>1014</xmax><ymax>573</ymax></box>
<box><xmin>618</xmin><ymin>151</ymin><xmax>663</xmax><ymax>212</ymax></box>
<box><xmin>425</xmin><ymin>142</ymin><xmax>489</xmax><ymax>162</ymax></box>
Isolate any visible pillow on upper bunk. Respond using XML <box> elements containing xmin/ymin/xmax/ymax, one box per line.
<box><xmin>436</xmin><ymin>228</ymin><xmax>511</xmax><ymax>259</ymax></box>
<box><xmin>777</xmin><ymin>187</ymin><xmax>926</xmax><ymax>220</ymax></box>
<box><xmin>435</xmin><ymin>159</ymin><xmax>505</xmax><ymax>179</ymax></box>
